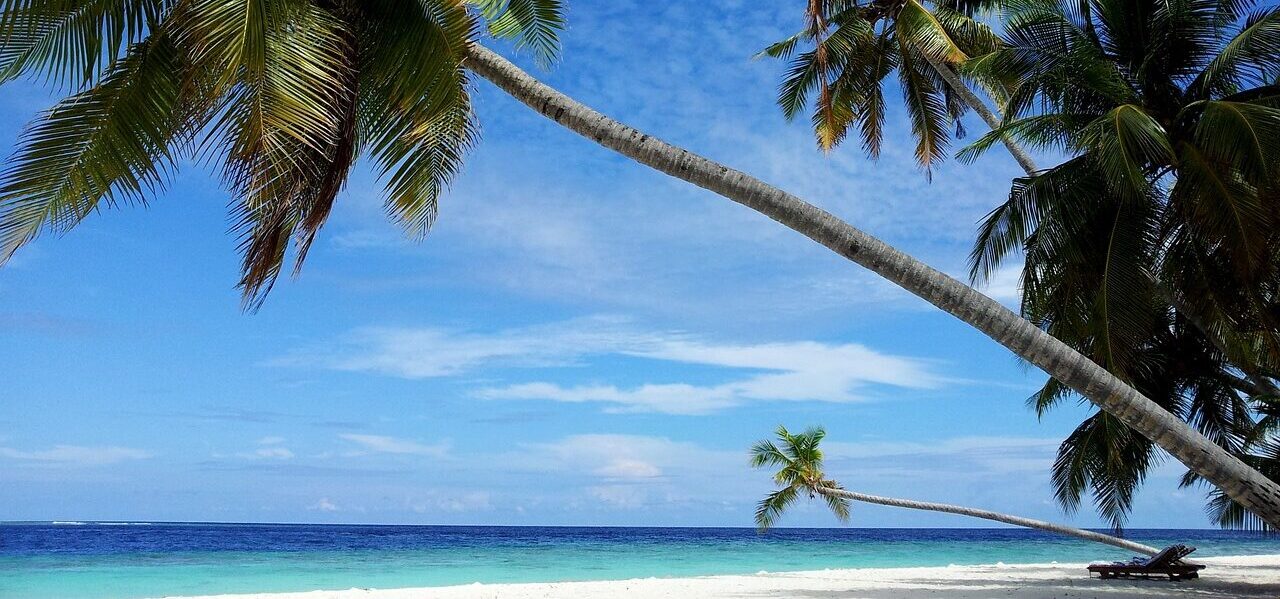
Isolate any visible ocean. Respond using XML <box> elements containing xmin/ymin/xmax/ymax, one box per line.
<box><xmin>1</xmin><ymin>523</ymin><xmax>1276</xmax><ymax>599</ymax></box>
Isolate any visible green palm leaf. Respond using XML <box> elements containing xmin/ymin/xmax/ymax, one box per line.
<box><xmin>0</xmin><ymin>33</ymin><xmax>183</xmax><ymax>264</ymax></box>
<box><xmin>750</xmin><ymin>425</ymin><xmax>847</xmax><ymax>531</ymax></box>
<box><xmin>0</xmin><ymin>0</ymin><xmax>167</xmax><ymax>87</ymax></box>
<box><xmin>470</xmin><ymin>0</ymin><xmax>564</xmax><ymax>66</ymax></box>
<box><xmin>0</xmin><ymin>0</ymin><xmax>565</xmax><ymax>306</ymax></box>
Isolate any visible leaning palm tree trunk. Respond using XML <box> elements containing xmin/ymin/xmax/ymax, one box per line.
<box><xmin>462</xmin><ymin>44</ymin><xmax>1280</xmax><ymax>528</ymax></box>
<box><xmin>815</xmin><ymin>485</ymin><xmax>1159</xmax><ymax>555</ymax></box>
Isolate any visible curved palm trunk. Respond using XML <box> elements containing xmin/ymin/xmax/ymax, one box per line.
<box><xmin>815</xmin><ymin>485</ymin><xmax>1159</xmax><ymax>555</ymax></box>
<box><xmin>462</xmin><ymin>44</ymin><xmax>1280</xmax><ymax>528</ymax></box>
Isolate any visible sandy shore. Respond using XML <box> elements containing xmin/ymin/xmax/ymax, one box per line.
<box><xmin>167</xmin><ymin>554</ymin><xmax>1280</xmax><ymax>599</ymax></box>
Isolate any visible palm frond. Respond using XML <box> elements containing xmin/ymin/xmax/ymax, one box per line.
<box><xmin>755</xmin><ymin>485</ymin><xmax>800</xmax><ymax>531</ymax></box>
<box><xmin>1051</xmin><ymin>412</ymin><xmax>1155</xmax><ymax>531</ymax></box>
<box><xmin>1189</xmin><ymin>9</ymin><xmax>1280</xmax><ymax>98</ymax></box>
<box><xmin>471</xmin><ymin>0</ymin><xmax>565</xmax><ymax>67</ymax></box>
<box><xmin>178</xmin><ymin>0</ymin><xmax>353</xmax><ymax>306</ymax></box>
<box><xmin>0</xmin><ymin>33</ymin><xmax>183</xmax><ymax>264</ymax></box>
<box><xmin>822</xmin><ymin>487</ymin><xmax>852</xmax><ymax>522</ymax></box>
<box><xmin>1080</xmin><ymin>105</ymin><xmax>1173</xmax><ymax>199</ymax></box>
<box><xmin>749</xmin><ymin>439</ymin><xmax>792</xmax><ymax>469</ymax></box>
<box><xmin>897</xmin><ymin>0</ymin><xmax>967</xmax><ymax>64</ymax></box>
<box><xmin>0</xmin><ymin>0</ymin><xmax>167</xmax><ymax>87</ymax></box>
<box><xmin>896</xmin><ymin>37</ymin><xmax>951</xmax><ymax>173</ymax></box>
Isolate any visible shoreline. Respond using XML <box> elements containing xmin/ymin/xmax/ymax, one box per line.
<box><xmin>163</xmin><ymin>554</ymin><xmax>1280</xmax><ymax>599</ymax></box>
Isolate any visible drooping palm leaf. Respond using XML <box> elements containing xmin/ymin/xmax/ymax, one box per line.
<box><xmin>0</xmin><ymin>0</ymin><xmax>566</xmax><ymax>307</ymax></box>
<box><xmin>0</xmin><ymin>32</ymin><xmax>183</xmax><ymax>263</ymax></box>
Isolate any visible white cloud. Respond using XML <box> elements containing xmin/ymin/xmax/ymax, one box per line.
<box><xmin>339</xmin><ymin>434</ymin><xmax>451</xmax><ymax>457</ymax></box>
<box><xmin>588</xmin><ymin>485</ymin><xmax>648</xmax><ymax>509</ymax></box>
<box><xmin>226</xmin><ymin>437</ymin><xmax>295</xmax><ymax>460</ymax></box>
<box><xmin>480</xmin><ymin>382</ymin><xmax>736</xmax><ymax>415</ymax></box>
<box><xmin>595</xmin><ymin>458</ymin><xmax>663</xmax><ymax>479</ymax></box>
<box><xmin>309</xmin><ymin>498</ymin><xmax>340</xmax><ymax>512</ymax></box>
<box><xmin>280</xmin><ymin>316</ymin><xmax>649</xmax><ymax>379</ymax></box>
<box><xmin>973</xmin><ymin>264</ymin><xmax>1023</xmax><ymax>305</ymax></box>
<box><xmin>253</xmin><ymin>447</ymin><xmax>295</xmax><ymax>460</ymax></box>
<box><xmin>822</xmin><ymin>436</ymin><xmax>1062</xmax><ymax>480</ymax></box>
<box><xmin>409</xmin><ymin>491</ymin><xmax>493</xmax><ymax>513</ymax></box>
<box><xmin>513</xmin><ymin>434</ymin><xmax>735</xmax><ymax>482</ymax></box>
<box><xmin>0</xmin><ymin>445</ymin><xmax>152</xmax><ymax>466</ymax></box>
<box><xmin>286</xmin><ymin>319</ymin><xmax>942</xmax><ymax>415</ymax></box>
<box><xmin>504</xmin><ymin>434</ymin><xmax>744</xmax><ymax>511</ymax></box>
<box><xmin>484</xmin><ymin>337</ymin><xmax>940</xmax><ymax>414</ymax></box>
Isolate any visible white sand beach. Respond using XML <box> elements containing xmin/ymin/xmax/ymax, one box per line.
<box><xmin>168</xmin><ymin>554</ymin><xmax>1280</xmax><ymax>599</ymax></box>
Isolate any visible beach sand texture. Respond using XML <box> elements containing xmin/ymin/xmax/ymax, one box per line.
<box><xmin>166</xmin><ymin>554</ymin><xmax>1280</xmax><ymax>598</ymax></box>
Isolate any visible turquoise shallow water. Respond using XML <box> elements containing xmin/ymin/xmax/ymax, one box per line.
<box><xmin>1</xmin><ymin>523</ymin><xmax>1276</xmax><ymax>599</ymax></box>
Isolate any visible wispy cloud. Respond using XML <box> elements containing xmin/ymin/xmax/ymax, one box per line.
<box><xmin>489</xmin><ymin>336</ymin><xmax>944</xmax><ymax>414</ymax></box>
<box><xmin>339</xmin><ymin>434</ymin><xmax>451</xmax><ymax>458</ymax></box>
<box><xmin>309</xmin><ymin>498</ymin><xmax>340</xmax><ymax>512</ymax></box>
<box><xmin>283</xmin><ymin>319</ymin><xmax>942</xmax><ymax>414</ymax></box>
<box><xmin>220</xmin><ymin>437</ymin><xmax>296</xmax><ymax>460</ymax></box>
<box><xmin>278</xmin><ymin>316</ymin><xmax>648</xmax><ymax>378</ymax></box>
<box><xmin>0</xmin><ymin>445</ymin><xmax>152</xmax><ymax>466</ymax></box>
<box><xmin>823</xmin><ymin>436</ymin><xmax>1062</xmax><ymax>480</ymax></box>
<box><xmin>512</xmin><ymin>434</ymin><xmax>736</xmax><ymax>482</ymax></box>
<box><xmin>505</xmin><ymin>434</ymin><xmax>744</xmax><ymax>511</ymax></box>
<box><xmin>250</xmin><ymin>447</ymin><xmax>295</xmax><ymax>459</ymax></box>
<box><xmin>972</xmin><ymin>263</ymin><xmax>1024</xmax><ymax>306</ymax></box>
<box><xmin>408</xmin><ymin>491</ymin><xmax>493</xmax><ymax>514</ymax></box>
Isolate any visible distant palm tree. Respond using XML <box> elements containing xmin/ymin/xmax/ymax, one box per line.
<box><xmin>3</xmin><ymin>1</ymin><xmax>1280</xmax><ymax>527</ymax></box>
<box><xmin>960</xmin><ymin>0</ymin><xmax>1280</xmax><ymax>530</ymax></box>
<box><xmin>751</xmin><ymin>425</ymin><xmax>1160</xmax><ymax>555</ymax></box>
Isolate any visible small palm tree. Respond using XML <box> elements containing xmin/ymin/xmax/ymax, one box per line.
<box><xmin>751</xmin><ymin>425</ymin><xmax>1161</xmax><ymax>555</ymax></box>
<box><xmin>750</xmin><ymin>425</ymin><xmax>852</xmax><ymax>529</ymax></box>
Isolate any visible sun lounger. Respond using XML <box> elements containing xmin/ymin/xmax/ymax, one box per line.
<box><xmin>1087</xmin><ymin>544</ymin><xmax>1205</xmax><ymax>581</ymax></box>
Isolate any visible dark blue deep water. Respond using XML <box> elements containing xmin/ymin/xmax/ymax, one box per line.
<box><xmin>1</xmin><ymin>523</ymin><xmax>1276</xmax><ymax>598</ymax></box>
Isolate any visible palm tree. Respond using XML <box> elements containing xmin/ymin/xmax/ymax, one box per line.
<box><xmin>750</xmin><ymin>425</ymin><xmax>1160</xmax><ymax>555</ymax></box>
<box><xmin>959</xmin><ymin>0</ymin><xmax>1280</xmax><ymax>529</ymax></box>
<box><xmin>765</xmin><ymin>0</ymin><xmax>1280</xmax><ymax>531</ymax></box>
<box><xmin>463</xmin><ymin>41</ymin><xmax>1280</xmax><ymax>527</ymax></box>
<box><xmin>3</xmin><ymin>1</ymin><xmax>1280</xmax><ymax>526</ymax></box>
<box><xmin>769</xmin><ymin>0</ymin><xmax>1280</xmax><ymax>531</ymax></box>
<box><xmin>0</xmin><ymin>0</ymin><xmax>564</xmax><ymax>308</ymax></box>
<box><xmin>761</xmin><ymin>0</ymin><xmax>1038</xmax><ymax>173</ymax></box>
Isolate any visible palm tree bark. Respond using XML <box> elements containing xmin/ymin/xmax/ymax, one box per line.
<box><xmin>814</xmin><ymin>485</ymin><xmax>1159</xmax><ymax>555</ymax></box>
<box><xmin>462</xmin><ymin>43</ymin><xmax>1280</xmax><ymax>528</ymax></box>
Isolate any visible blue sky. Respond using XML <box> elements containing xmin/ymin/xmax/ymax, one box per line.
<box><xmin>0</xmin><ymin>1</ymin><xmax>1215</xmax><ymax>528</ymax></box>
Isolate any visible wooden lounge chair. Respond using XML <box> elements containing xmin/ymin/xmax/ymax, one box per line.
<box><xmin>1087</xmin><ymin>544</ymin><xmax>1206</xmax><ymax>581</ymax></box>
